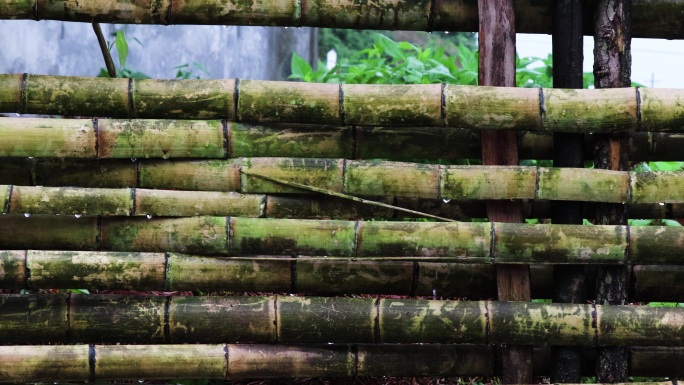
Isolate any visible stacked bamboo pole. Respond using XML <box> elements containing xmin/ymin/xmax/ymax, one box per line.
<box><xmin>8</xmin><ymin>216</ymin><xmax>684</xmax><ymax>264</ymax></box>
<box><xmin>0</xmin><ymin>0</ymin><xmax>683</xmax><ymax>39</ymax></box>
<box><xmin>3</xmin><ymin>117</ymin><xmax>684</xmax><ymax>160</ymax></box>
<box><xmin>6</xmin><ymin>75</ymin><xmax>684</xmax><ymax>132</ymax></box>
<box><xmin>4</xmin><ymin>161</ymin><xmax>684</xmax><ymax>203</ymax></box>
<box><xmin>3</xmin><ymin>293</ymin><xmax>684</xmax><ymax>347</ymax></box>
<box><xmin>4</xmin><ymin>250</ymin><xmax>684</xmax><ymax>301</ymax></box>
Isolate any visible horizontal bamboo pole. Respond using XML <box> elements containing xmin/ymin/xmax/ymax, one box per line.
<box><xmin>0</xmin><ymin>0</ymin><xmax>682</xmax><ymax>39</ymax></box>
<box><xmin>1</xmin><ymin>215</ymin><xmax>683</xmax><ymax>263</ymax></box>
<box><xmin>6</xmin><ymin>75</ymin><xmax>684</xmax><ymax>132</ymax></box>
<box><xmin>10</xmin><ymin>250</ymin><xmax>684</xmax><ymax>302</ymax></box>
<box><xmin>1</xmin><ymin>343</ymin><xmax>684</xmax><ymax>381</ymax></box>
<box><xmin>3</xmin><ymin>293</ymin><xmax>684</xmax><ymax>346</ymax></box>
<box><xmin>3</xmin><ymin>118</ymin><xmax>684</xmax><ymax>161</ymax></box>
<box><xmin>5</xmin><ymin>163</ymin><xmax>684</xmax><ymax>207</ymax></box>
<box><xmin>0</xmin><ymin>343</ymin><xmax>495</xmax><ymax>382</ymax></box>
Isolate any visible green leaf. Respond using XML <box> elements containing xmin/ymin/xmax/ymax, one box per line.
<box><xmin>115</xmin><ymin>30</ymin><xmax>129</xmax><ymax>69</ymax></box>
<box><xmin>289</xmin><ymin>52</ymin><xmax>312</xmax><ymax>80</ymax></box>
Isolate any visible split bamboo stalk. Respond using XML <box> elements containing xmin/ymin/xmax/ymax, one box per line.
<box><xmin>3</xmin><ymin>118</ymin><xmax>684</xmax><ymax>160</ymax></box>
<box><xmin>3</xmin><ymin>216</ymin><xmax>684</xmax><ymax>262</ymax></box>
<box><xmin>4</xmin><ymin>294</ymin><xmax>684</xmax><ymax>346</ymax></box>
<box><xmin>0</xmin><ymin>1</ymin><xmax>682</xmax><ymax>39</ymax></box>
<box><xmin>7</xmin><ymin>74</ymin><xmax>684</xmax><ymax>132</ymax></box>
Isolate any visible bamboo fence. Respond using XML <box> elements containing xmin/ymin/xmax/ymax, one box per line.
<box><xmin>4</xmin><ymin>160</ymin><xmax>684</xmax><ymax>204</ymax></box>
<box><xmin>5</xmin><ymin>75</ymin><xmax>684</xmax><ymax>132</ymax></box>
<box><xmin>2</xmin><ymin>293</ymin><xmax>684</xmax><ymax>347</ymax></box>
<box><xmin>0</xmin><ymin>216</ymin><xmax>682</xmax><ymax>265</ymax></box>
<box><xmin>1</xmin><ymin>250</ymin><xmax>680</xmax><ymax>301</ymax></box>
<box><xmin>2</xmin><ymin>117</ymin><xmax>684</xmax><ymax>161</ymax></box>
<box><xmin>0</xmin><ymin>0</ymin><xmax>682</xmax><ymax>39</ymax></box>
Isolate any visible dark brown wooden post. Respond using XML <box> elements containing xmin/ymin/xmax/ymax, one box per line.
<box><xmin>593</xmin><ymin>0</ymin><xmax>632</xmax><ymax>382</ymax></box>
<box><xmin>551</xmin><ymin>0</ymin><xmax>586</xmax><ymax>382</ymax></box>
<box><xmin>478</xmin><ymin>0</ymin><xmax>533</xmax><ymax>383</ymax></box>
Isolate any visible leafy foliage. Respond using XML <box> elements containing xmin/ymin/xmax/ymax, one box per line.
<box><xmin>98</xmin><ymin>30</ymin><xmax>209</xmax><ymax>80</ymax></box>
<box><xmin>293</xmin><ymin>34</ymin><xmax>594</xmax><ymax>88</ymax></box>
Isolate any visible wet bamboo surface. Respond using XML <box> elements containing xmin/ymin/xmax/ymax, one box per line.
<box><xmin>4</xmin><ymin>160</ymin><xmax>684</xmax><ymax>204</ymax></box>
<box><xmin>0</xmin><ymin>215</ymin><xmax>683</xmax><ymax>265</ymax></box>
<box><xmin>2</xmin><ymin>293</ymin><xmax>684</xmax><ymax>346</ymax></box>
<box><xmin>5</xmin><ymin>75</ymin><xmax>684</xmax><ymax>132</ymax></box>
<box><xmin>0</xmin><ymin>0</ymin><xmax>682</xmax><ymax>39</ymax></box>
<box><xmin>2</xmin><ymin>118</ymin><xmax>684</xmax><ymax>161</ymax></box>
<box><xmin>3</xmin><ymin>250</ymin><xmax>680</xmax><ymax>301</ymax></box>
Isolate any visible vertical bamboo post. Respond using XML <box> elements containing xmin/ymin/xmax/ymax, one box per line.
<box><xmin>551</xmin><ymin>0</ymin><xmax>586</xmax><ymax>382</ymax></box>
<box><xmin>594</xmin><ymin>0</ymin><xmax>632</xmax><ymax>382</ymax></box>
<box><xmin>478</xmin><ymin>0</ymin><xmax>533</xmax><ymax>382</ymax></box>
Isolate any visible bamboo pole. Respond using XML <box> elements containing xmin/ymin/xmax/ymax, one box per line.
<box><xmin>5</xmin><ymin>294</ymin><xmax>684</xmax><ymax>346</ymax></box>
<box><xmin>3</xmin><ymin>118</ymin><xmax>684</xmax><ymax>160</ymax></box>
<box><xmin>2</xmin><ymin>344</ymin><xmax>684</xmax><ymax>381</ymax></box>
<box><xmin>4</xmin><ymin>181</ymin><xmax>684</xmax><ymax>220</ymax></box>
<box><xmin>8</xmin><ymin>75</ymin><xmax>684</xmax><ymax>132</ymax></box>
<box><xmin>3</xmin><ymin>216</ymin><xmax>684</xmax><ymax>262</ymax></box>
<box><xmin>0</xmin><ymin>1</ymin><xmax>681</xmax><ymax>39</ymax></box>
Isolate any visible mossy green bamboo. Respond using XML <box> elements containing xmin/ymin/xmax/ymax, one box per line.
<box><xmin>0</xmin><ymin>345</ymin><xmax>90</xmax><ymax>383</ymax></box>
<box><xmin>98</xmin><ymin>119</ymin><xmax>225</xmax><ymax>158</ymax></box>
<box><xmin>238</xmin><ymin>80</ymin><xmax>340</xmax><ymax>124</ymax></box>
<box><xmin>168</xmin><ymin>296</ymin><xmax>276</xmax><ymax>343</ymax></box>
<box><xmin>135</xmin><ymin>189</ymin><xmax>264</xmax><ymax>217</ymax></box>
<box><xmin>240</xmin><ymin>157</ymin><xmax>344</xmax><ymax>194</ymax></box>
<box><xmin>343</xmin><ymin>84</ymin><xmax>442</xmax><ymax>126</ymax></box>
<box><xmin>300</xmin><ymin>0</ymin><xmax>429</xmax><ymax>30</ymax></box>
<box><xmin>441</xmin><ymin>165</ymin><xmax>537</xmax><ymax>200</ymax></box>
<box><xmin>8</xmin><ymin>74</ymin><xmax>684</xmax><ymax>131</ymax></box>
<box><xmin>278</xmin><ymin>296</ymin><xmax>376</xmax><ymax>343</ymax></box>
<box><xmin>0</xmin><ymin>294</ymin><xmax>68</xmax><ymax>344</ymax></box>
<box><xmin>0</xmin><ymin>250</ymin><xmax>24</xmax><ymax>288</ymax></box>
<box><xmin>344</xmin><ymin>160</ymin><xmax>440</xmax><ymax>198</ymax></box>
<box><xmin>0</xmin><ymin>214</ymin><xmax>99</xmax><ymax>250</ymax></box>
<box><xmin>132</xmin><ymin>78</ymin><xmax>235</xmax><ymax>119</ymax></box>
<box><xmin>70</xmin><ymin>294</ymin><xmax>166</xmax><ymax>343</ymax></box>
<box><xmin>378</xmin><ymin>299</ymin><xmax>487</xmax><ymax>343</ymax></box>
<box><xmin>0</xmin><ymin>118</ymin><xmax>96</xmax><ymax>157</ymax></box>
<box><xmin>170</xmin><ymin>0</ymin><xmax>299</xmax><ymax>26</ymax></box>
<box><xmin>230</xmin><ymin>217</ymin><xmax>356</xmax><ymax>256</ymax></box>
<box><xmin>0</xmin><ymin>74</ymin><xmax>22</xmax><ymax>112</ymax></box>
<box><xmin>96</xmin><ymin>344</ymin><xmax>227</xmax><ymax>380</ymax></box>
<box><xmin>100</xmin><ymin>216</ymin><xmax>228</xmax><ymax>254</ymax></box>
<box><xmin>10</xmin><ymin>186</ymin><xmax>132</xmax><ymax>215</ymax></box>
<box><xmin>26</xmin><ymin>250</ymin><xmax>166</xmax><ymax>290</ymax></box>
<box><xmin>632</xmin><ymin>265</ymin><xmax>684</xmax><ymax>302</ymax></box>
<box><xmin>230</xmin><ymin>122</ymin><xmax>353</xmax><ymax>158</ymax></box>
<box><xmin>139</xmin><ymin>159</ymin><xmax>241</xmax><ymax>191</ymax></box>
<box><xmin>34</xmin><ymin>158</ymin><xmax>138</xmax><ymax>187</ymax></box>
<box><xmin>296</xmin><ymin>259</ymin><xmax>413</xmax><ymax>295</ymax></box>
<box><xmin>166</xmin><ymin>253</ymin><xmax>291</xmax><ymax>292</ymax></box>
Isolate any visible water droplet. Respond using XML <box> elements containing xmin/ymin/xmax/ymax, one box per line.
<box><xmin>138</xmin><ymin>380</ymin><xmax>144</xmax><ymax>384</ymax></box>
<box><xmin>659</xmin><ymin>202</ymin><xmax>666</xmax><ymax>206</ymax></box>
<box><xmin>162</xmin><ymin>153</ymin><xmax>169</xmax><ymax>160</ymax></box>
<box><xmin>146</xmin><ymin>214</ymin><xmax>153</xmax><ymax>219</ymax></box>
<box><xmin>444</xmin><ymin>31</ymin><xmax>449</xmax><ymax>34</ymax></box>
<box><xmin>131</xmin><ymin>157</ymin><xmax>137</xmax><ymax>162</ymax></box>
<box><xmin>28</xmin><ymin>156</ymin><xmax>34</xmax><ymax>159</ymax></box>
<box><xmin>223</xmin><ymin>25</ymin><xmax>228</xmax><ymax>29</ymax></box>
<box><xmin>74</xmin><ymin>214</ymin><xmax>82</xmax><ymax>218</ymax></box>
<box><xmin>442</xmin><ymin>198</ymin><xmax>451</xmax><ymax>203</ymax></box>
<box><xmin>284</xmin><ymin>26</ymin><xmax>289</xmax><ymax>29</ymax></box>
<box><xmin>23</xmin><ymin>213</ymin><xmax>31</xmax><ymax>218</ymax></box>
<box><xmin>15</xmin><ymin>113</ymin><xmax>20</xmax><ymax>117</ymax></box>
<box><xmin>331</xmin><ymin>230</ymin><xmax>336</xmax><ymax>235</ymax></box>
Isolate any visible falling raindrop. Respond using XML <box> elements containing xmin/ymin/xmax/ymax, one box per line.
<box><xmin>146</xmin><ymin>214</ymin><xmax>153</xmax><ymax>219</ymax></box>
<box><xmin>442</xmin><ymin>198</ymin><xmax>451</xmax><ymax>203</ymax></box>
<box><xmin>659</xmin><ymin>202</ymin><xmax>666</xmax><ymax>206</ymax></box>
<box><xmin>23</xmin><ymin>213</ymin><xmax>31</xmax><ymax>218</ymax></box>
<box><xmin>74</xmin><ymin>214</ymin><xmax>82</xmax><ymax>218</ymax></box>
<box><xmin>15</xmin><ymin>113</ymin><xmax>20</xmax><ymax>117</ymax></box>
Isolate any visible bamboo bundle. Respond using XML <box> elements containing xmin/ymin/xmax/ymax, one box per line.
<box><xmin>3</xmin><ymin>118</ymin><xmax>684</xmax><ymax>161</ymax></box>
<box><xmin>7</xmin><ymin>75</ymin><xmax>684</xmax><ymax>132</ymax></box>
<box><xmin>3</xmin><ymin>293</ymin><xmax>684</xmax><ymax>346</ymax></box>
<box><xmin>0</xmin><ymin>215</ymin><xmax>682</xmax><ymax>262</ymax></box>
<box><xmin>0</xmin><ymin>0</ymin><xmax>682</xmax><ymax>39</ymax></box>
